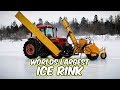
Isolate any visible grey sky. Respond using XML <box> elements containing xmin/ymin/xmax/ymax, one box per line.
<box><xmin>0</xmin><ymin>11</ymin><xmax>120</xmax><ymax>27</ymax></box>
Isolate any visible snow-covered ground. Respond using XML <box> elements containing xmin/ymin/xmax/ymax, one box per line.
<box><xmin>0</xmin><ymin>35</ymin><xmax>120</xmax><ymax>79</ymax></box>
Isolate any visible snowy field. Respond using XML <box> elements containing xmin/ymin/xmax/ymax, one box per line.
<box><xmin>0</xmin><ymin>35</ymin><xmax>120</xmax><ymax>79</ymax></box>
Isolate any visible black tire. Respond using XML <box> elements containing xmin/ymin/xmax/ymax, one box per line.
<box><xmin>51</xmin><ymin>44</ymin><xmax>63</xmax><ymax>59</ymax></box>
<box><xmin>86</xmin><ymin>54</ymin><xmax>99</xmax><ymax>60</ymax></box>
<box><xmin>40</xmin><ymin>47</ymin><xmax>49</xmax><ymax>58</ymax></box>
<box><xmin>23</xmin><ymin>39</ymin><xmax>39</xmax><ymax>59</ymax></box>
<box><xmin>64</xmin><ymin>44</ymin><xmax>73</xmax><ymax>58</ymax></box>
<box><xmin>100</xmin><ymin>53</ymin><xmax>107</xmax><ymax>59</ymax></box>
<box><xmin>64</xmin><ymin>55</ymin><xmax>72</xmax><ymax>58</ymax></box>
<box><xmin>40</xmin><ymin>53</ymin><xmax>49</xmax><ymax>58</ymax></box>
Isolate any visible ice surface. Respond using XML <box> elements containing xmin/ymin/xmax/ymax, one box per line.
<box><xmin>0</xmin><ymin>35</ymin><xmax>120</xmax><ymax>79</ymax></box>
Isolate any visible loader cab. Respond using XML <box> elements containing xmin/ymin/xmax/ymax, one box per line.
<box><xmin>36</xmin><ymin>24</ymin><xmax>68</xmax><ymax>46</ymax></box>
<box><xmin>37</xmin><ymin>24</ymin><xmax>55</xmax><ymax>38</ymax></box>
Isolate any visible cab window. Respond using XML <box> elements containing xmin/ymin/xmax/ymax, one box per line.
<box><xmin>40</xmin><ymin>28</ymin><xmax>45</xmax><ymax>35</ymax></box>
<box><xmin>46</xmin><ymin>28</ymin><xmax>54</xmax><ymax>38</ymax></box>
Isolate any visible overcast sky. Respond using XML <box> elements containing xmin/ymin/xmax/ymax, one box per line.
<box><xmin>0</xmin><ymin>11</ymin><xmax>120</xmax><ymax>27</ymax></box>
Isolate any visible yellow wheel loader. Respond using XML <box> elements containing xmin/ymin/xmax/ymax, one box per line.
<box><xmin>15</xmin><ymin>11</ymin><xmax>73</xmax><ymax>59</ymax></box>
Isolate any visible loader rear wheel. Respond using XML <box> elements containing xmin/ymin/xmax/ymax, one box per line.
<box><xmin>51</xmin><ymin>44</ymin><xmax>63</xmax><ymax>59</ymax></box>
<box><xmin>86</xmin><ymin>53</ymin><xmax>99</xmax><ymax>60</ymax></box>
<box><xmin>23</xmin><ymin>40</ymin><xmax>39</xmax><ymax>59</ymax></box>
<box><xmin>40</xmin><ymin>53</ymin><xmax>49</xmax><ymax>58</ymax></box>
<box><xmin>40</xmin><ymin>49</ymin><xmax>49</xmax><ymax>58</ymax></box>
<box><xmin>100</xmin><ymin>53</ymin><xmax>107</xmax><ymax>59</ymax></box>
<box><xmin>26</xmin><ymin>44</ymin><xmax>35</xmax><ymax>55</ymax></box>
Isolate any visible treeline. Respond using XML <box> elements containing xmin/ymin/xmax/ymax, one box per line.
<box><xmin>0</xmin><ymin>14</ymin><xmax>120</xmax><ymax>40</ymax></box>
<box><xmin>57</xmin><ymin>14</ymin><xmax>120</xmax><ymax>36</ymax></box>
<box><xmin>0</xmin><ymin>21</ymin><xmax>31</xmax><ymax>41</ymax></box>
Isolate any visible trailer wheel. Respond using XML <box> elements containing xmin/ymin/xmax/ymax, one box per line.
<box><xmin>86</xmin><ymin>53</ymin><xmax>99</xmax><ymax>60</ymax></box>
<box><xmin>100</xmin><ymin>52</ymin><xmax>107</xmax><ymax>59</ymax></box>
<box><xmin>51</xmin><ymin>44</ymin><xmax>63</xmax><ymax>59</ymax></box>
<box><xmin>23</xmin><ymin>39</ymin><xmax>39</xmax><ymax>59</ymax></box>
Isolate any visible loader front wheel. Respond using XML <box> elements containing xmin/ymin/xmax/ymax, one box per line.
<box><xmin>86</xmin><ymin>53</ymin><xmax>99</xmax><ymax>60</ymax></box>
<box><xmin>64</xmin><ymin>44</ymin><xmax>73</xmax><ymax>58</ymax></box>
<box><xmin>23</xmin><ymin>40</ymin><xmax>39</xmax><ymax>59</ymax></box>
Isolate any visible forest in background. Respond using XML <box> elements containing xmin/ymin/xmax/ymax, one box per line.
<box><xmin>0</xmin><ymin>14</ymin><xmax>120</xmax><ymax>41</ymax></box>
